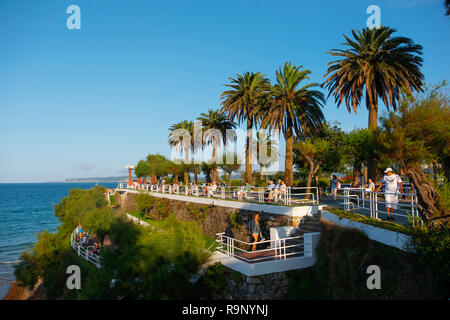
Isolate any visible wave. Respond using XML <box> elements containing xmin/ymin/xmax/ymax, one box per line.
<box><xmin>0</xmin><ymin>260</ymin><xmax>21</xmax><ymax>265</ymax></box>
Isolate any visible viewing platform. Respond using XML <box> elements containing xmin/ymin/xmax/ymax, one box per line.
<box><xmin>70</xmin><ymin>230</ymin><xmax>102</xmax><ymax>269</ymax></box>
<box><xmin>209</xmin><ymin>213</ymin><xmax>322</xmax><ymax>276</ymax></box>
<box><xmin>116</xmin><ymin>183</ymin><xmax>324</xmax><ymax>220</ymax></box>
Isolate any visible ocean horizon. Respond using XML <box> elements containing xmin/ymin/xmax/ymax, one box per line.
<box><xmin>0</xmin><ymin>182</ymin><xmax>118</xmax><ymax>299</ymax></box>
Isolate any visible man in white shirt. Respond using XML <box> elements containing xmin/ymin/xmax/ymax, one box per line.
<box><xmin>376</xmin><ymin>168</ymin><xmax>404</xmax><ymax>221</ymax></box>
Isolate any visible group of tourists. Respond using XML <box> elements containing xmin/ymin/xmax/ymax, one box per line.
<box><xmin>329</xmin><ymin>167</ymin><xmax>405</xmax><ymax>221</ymax></box>
<box><xmin>74</xmin><ymin>222</ymin><xmax>100</xmax><ymax>256</ymax></box>
<box><xmin>264</xmin><ymin>180</ymin><xmax>287</xmax><ymax>202</ymax></box>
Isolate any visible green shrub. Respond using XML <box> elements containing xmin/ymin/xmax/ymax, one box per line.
<box><xmin>328</xmin><ymin>208</ymin><xmax>412</xmax><ymax>234</ymax></box>
<box><xmin>410</xmin><ymin>225</ymin><xmax>450</xmax><ymax>299</ymax></box>
<box><xmin>285</xmin><ymin>222</ymin><xmax>434</xmax><ymax>299</ymax></box>
<box><xmin>15</xmin><ymin>187</ymin><xmax>211</xmax><ymax>300</ymax></box>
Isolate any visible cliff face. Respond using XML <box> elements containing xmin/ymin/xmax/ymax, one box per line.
<box><xmin>114</xmin><ymin>191</ymin><xmax>291</xmax><ymax>243</ymax></box>
<box><xmin>3</xmin><ymin>278</ymin><xmax>45</xmax><ymax>300</ymax></box>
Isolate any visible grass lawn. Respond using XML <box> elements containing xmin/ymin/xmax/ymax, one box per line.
<box><xmin>327</xmin><ymin>207</ymin><xmax>413</xmax><ymax>235</ymax></box>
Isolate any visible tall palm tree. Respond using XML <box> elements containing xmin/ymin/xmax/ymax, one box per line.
<box><xmin>220</xmin><ymin>72</ymin><xmax>270</xmax><ymax>184</ymax></box>
<box><xmin>168</xmin><ymin>120</ymin><xmax>202</xmax><ymax>183</ymax></box>
<box><xmin>197</xmin><ymin>109</ymin><xmax>236</xmax><ymax>183</ymax></box>
<box><xmin>259</xmin><ymin>62</ymin><xmax>325</xmax><ymax>186</ymax></box>
<box><xmin>168</xmin><ymin>120</ymin><xmax>194</xmax><ymax>163</ymax></box>
<box><xmin>254</xmin><ymin>131</ymin><xmax>278</xmax><ymax>182</ymax></box>
<box><xmin>323</xmin><ymin>26</ymin><xmax>424</xmax><ymax>179</ymax></box>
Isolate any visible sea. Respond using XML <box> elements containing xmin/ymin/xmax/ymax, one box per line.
<box><xmin>0</xmin><ymin>182</ymin><xmax>118</xmax><ymax>299</ymax></box>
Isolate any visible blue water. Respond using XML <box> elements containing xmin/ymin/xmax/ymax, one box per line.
<box><xmin>0</xmin><ymin>182</ymin><xmax>118</xmax><ymax>299</ymax></box>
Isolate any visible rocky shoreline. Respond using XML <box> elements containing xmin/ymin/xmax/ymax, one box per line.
<box><xmin>3</xmin><ymin>279</ymin><xmax>45</xmax><ymax>300</ymax></box>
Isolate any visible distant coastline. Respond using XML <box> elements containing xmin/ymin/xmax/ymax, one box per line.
<box><xmin>64</xmin><ymin>176</ymin><xmax>128</xmax><ymax>183</ymax></box>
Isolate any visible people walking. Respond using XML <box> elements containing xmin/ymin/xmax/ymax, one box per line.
<box><xmin>330</xmin><ymin>175</ymin><xmax>339</xmax><ymax>201</ymax></box>
<box><xmin>376</xmin><ymin>168</ymin><xmax>404</xmax><ymax>221</ymax></box>
<box><xmin>248</xmin><ymin>213</ymin><xmax>262</xmax><ymax>251</ymax></box>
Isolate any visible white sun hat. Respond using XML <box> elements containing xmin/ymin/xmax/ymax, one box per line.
<box><xmin>384</xmin><ymin>167</ymin><xmax>393</xmax><ymax>173</ymax></box>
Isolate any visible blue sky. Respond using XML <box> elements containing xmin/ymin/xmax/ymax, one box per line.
<box><xmin>0</xmin><ymin>0</ymin><xmax>449</xmax><ymax>182</ymax></box>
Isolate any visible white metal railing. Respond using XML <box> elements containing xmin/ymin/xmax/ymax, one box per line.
<box><xmin>214</xmin><ymin>232</ymin><xmax>304</xmax><ymax>263</ymax></box>
<box><xmin>341</xmin><ymin>187</ymin><xmax>421</xmax><ymax>225</ymax></box>
<box><xmin>71</xmin><ymin>230</ymin><xmax>102</xmax><ymax>269</ymax></box>
<box><xmin>117</xmin><ymin>183</ymin><xmax>319</xmax><ymax>206</ymax></box>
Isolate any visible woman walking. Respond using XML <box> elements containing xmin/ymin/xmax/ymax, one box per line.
<box><xmin>330</xmin><ymin>175</ymin><xmax>339</xmax><ymax>201</ymax></box>
<box><xmin>248</xmin><ymin>213</ymin><xmax>262</xmax><ymax>251</ymax></box>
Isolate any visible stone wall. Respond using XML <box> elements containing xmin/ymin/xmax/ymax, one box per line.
<box><xmin>114</xmin><ymin>191</ymin><xmax>291</xmax><ymax>243</ymax></box>
<box><xmin>220</xmin><ymin>270</ymin><xmax>290</xmax><ymax>300</ymax></box>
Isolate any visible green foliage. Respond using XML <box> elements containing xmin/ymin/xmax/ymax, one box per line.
<box><xmin>229</xmin><ymin>212</ymin><xmax>241</xmax><ymax>229</ymax></box>
<box><xmin>410</xmin><ymin>225</ymin><xmax>450</xmax><ymax>298</ymax></box>
<box><xmin>219</xmin><ymin>153</ymin><xmax>242</xmax><ymax>183</ymax></box>
<box><xmin>15</xmin><ymin>186</ymin><xmax>211</xmax><ymax>300</ymax></box>
<box><xmin>344</xmin><ymin>128</ymin><xmax>378</xmax><ymax>168</ymax></box>
<box><xmin>109</xmin><ymin>194</ymin><xmax>115</xmax><ymax>206</ymax></box>
<box><xmin>324</xmin><ymin>26</ymin><xmax>424</xmax><ymax>125</ymax></box>
<box><xmin>14</xmin><ymin>251</ymin><xmax>40</xmax><ymax>290</ymax></box>
<box><xmin>328</xmin><ymin>208</ymin><xmax>412</xmax><ymax>235</ymax></box>
<box><xmin>285</xmin><ymin>222</ymin><xmax>433</xmax><ymax>299</ymax></box>
<box><xmin>294</xmin><ymin>122</ymin><xmax>346</xmax><ymax>178</ymax></box>
<box><xmin>193</xmin><ymin>262</ymin><xmax>229</xmax><ymax>298</ymax></box>
<box><xmin>187</xmin><ymin>203</ymin><xmax>208</xmax><ymax>222</ymax></box>
<box><xmin>378</xmin><ymin>83</ymin><xmax>450</xmax><ymax>171</ymax></box>
<box><xmin>135</xmin><ymin>193</ymin><xmax>154</xmax><ymax>215</ymax></box>
<box><xmin>436</xmin><ymin>179</ymin><xmax>450</xmax><ymax>210</ymax></box>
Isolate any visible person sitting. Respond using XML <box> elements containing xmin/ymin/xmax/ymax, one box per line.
<box><xmin>279</xmin><ymin>181</ymin><xmax>287</xmax><ymax>201</ymax></box>
<box><xmin>92</xmin><ymin>242</ymin><xmax>100</xmax><ymax>255</ymax></box>
<box><xmin>266</xmin><ymin>181</ymin><xmax>276</xmax><ymax>202</ymax></box>
<box><xmin>272</xmin><ymin>179</ymin><xmax>282</xmax><ymax>201</ymax></box>
<box><xmin>192</xmin><ymin>183</ymin><xmax>198</xmax><ymax>196</ymax></box>
<box><xmin>237</xmin><ymin>185</ymin><xmax>245</xmax><ymax>200</ymax></box>
<box><xmin>76</xmin><ymin>222</ymin><xmax>83</xmax><ymax>241</ymax></box>
<box><xmin>242</xmin><ymin>182</ymin><xmax>252</xmax><ymax>199</ymax></box>
<box><xmin>81</xmin><ymin>233</ymin><xmax>89</xmax><ymax>246</ymax></box>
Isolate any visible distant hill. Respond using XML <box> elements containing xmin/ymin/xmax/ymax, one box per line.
<box><xmin>65</xmin><ymin>176</ymin><xmax>128</xmax><ymax>183</ymax></box>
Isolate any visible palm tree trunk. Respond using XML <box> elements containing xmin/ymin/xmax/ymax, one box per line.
<box><xmin>407</xmin><ymin>165</ymin><xmax>449</xmax><ymax>227</ymax></box>
<box><xmin>285</xmin><ymin>127</ymin><xmax>294</xmax><ymax>186</ymax></box>
<box><xmin>368</xmin><ymin>104</ymin><xmax>378</xmax><ymax>181</ymax></box>
<box><xmin>260</xmin><ymin>165</ymin><xmax>263</xmax><ymax>181</ymax></box>
<box><xmin>363</xmin><ymin>162</ymin><xmax>368</xmax><ymax>185</ymax></box>
<box><xmin>246</xmin><ymin>119</ymin><xmax>253</xmax><ymax>184</ymax></box>
<box><xmin>212</xmin><ymin>136</ymin><xmax>217</xmax><ymax>184</ymax></box>
<box><xmin>353</xmin><ymin>163</ymin><xmax>361</xmax><ymax>187</ymax></box>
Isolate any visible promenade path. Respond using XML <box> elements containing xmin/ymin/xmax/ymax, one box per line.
<box><xmin>319</xmin><ymin>194</ymin><xmax>412</xmax><ymax>226</ymax></box>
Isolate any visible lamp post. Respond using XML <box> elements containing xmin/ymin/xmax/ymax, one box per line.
<box><xmin>125</xmin><ymin>165</ymin><xmax>135</xmax><ymax>187</ymax></box>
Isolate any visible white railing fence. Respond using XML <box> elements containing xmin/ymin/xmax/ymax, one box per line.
<box><xmin>214</xmin><ymin>232</ymin><xmax>304</xmax><ymax>263</ymax></box>
<box><xmin>71</xmin><ymin>231</ymin><xmax>102</xmax><ymax>269</ymax></box>
<box><xmin>117</xmin><ymin>183</ymin><xmax>320</xmax><ymax>206</ymax></box>
<box><xmin>341</xmin><ymin>187</ymin><xmax>421</xmax><ymax>225</ymax></box>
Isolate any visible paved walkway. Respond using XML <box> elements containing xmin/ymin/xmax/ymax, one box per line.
<box><xmin>319</xmin><ymin>195</ymin><xmax>412</xmax><ymax>226</ymax></box>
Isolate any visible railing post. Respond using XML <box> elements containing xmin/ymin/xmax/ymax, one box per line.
<box><xmin>221</xmin><ymin>186</ymin><xmax>225</xmax><ymax>199</ymax></box>
<box><xmin>375</xmin><ymin>193</ymin><xmax>379</xmax><ymax>219</ymax></box>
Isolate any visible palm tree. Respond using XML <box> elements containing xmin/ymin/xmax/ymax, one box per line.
<box><xmin>445</xmin><ymin>0</ymin><xmax>450</xmax><ymax>16</ymax></box>
<box><xmin>168</xmin><ymin>120</ymin><xmax>202</xmax><ymax>184</ymax></box>
<box><xmin>254</xmin><ymin>131</ymin><xmax>278</xmax><ymax>182</ymax></box>
<box><xmin>259</xmin><ymin>62</ymin><xmax>325</xmax><ymax>186</ymax></box>
<box><xmin>323</xmin><ymin>26</ymin><xmax>424</xmax><ymax>179</ymax></box>
<box><xmin>168</xmin><ymin>120</ymin><xmax>194</xmax><ymax>163</ymax></box>
<box><xmin>220</xmin><ymin>72</ymin><xmax>270</xmax><ymax>185</ymax></box>
<box><xmin>197</xmin><ymin>109</ymin><xmax>236</xmax><ymax>183</ymax></box>
<box><xmin>219</xmin><ymin>152</ymin><xmax>242</xmax><ymax>185</ymax></box>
